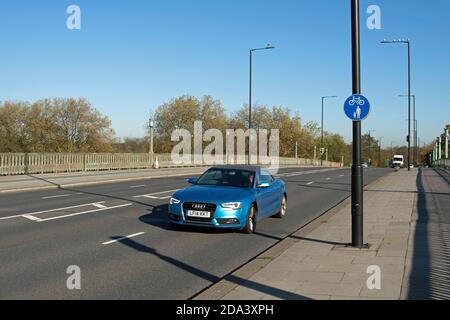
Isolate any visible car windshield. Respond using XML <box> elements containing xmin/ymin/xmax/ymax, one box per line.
<box><xmin>196</xmin><ymin>169</ymin><xmax>255</xmax><ymax>188</ymax></box>
<box><xmin>394</xmin><ymin>157</ymin><xmax>403</xmax><ymax>161</ymax></box>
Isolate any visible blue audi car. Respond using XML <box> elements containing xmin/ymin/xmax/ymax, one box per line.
<box><xmin>169</xmin><ymin>166</ymin><xmax>287</xmax><ymax>233</ymax></box>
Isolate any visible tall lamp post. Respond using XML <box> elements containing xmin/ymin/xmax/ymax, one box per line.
<box><xmin>321</xmin><ymin>96</ymin><xmax>338</xmax><ymax>166</ymax></box>
<box><xmin>149</xmin><ymin>118</ymin><xmax>154</xmax><ymax>167</ymax></box>
<box><xmin>399</xmin><ymin>94</ymin><xmax>416</xmax><ymax>165</ymax></box>
<box><xmin>378</xmin><ymin>136</ymin><xmax>384</xmax><ymax>167</ymax></box>
<box><xmin>368</xmin><ymin>129</ymin><xmax>376</xmax><ymax>165</ymax></box>
<box><xmin>249</xmin><ymin>45</ymin><xmax>275</xmax><ymax>130</ymax></box>
<box><xmin>382</xmin><ymin>38</ymin><xmax>412</xmax><ymax>171</ymax></box>
<box><xmin>249</xmin><ymin>44</ymin><xmax>275</xmax><ymax>164</ymax></box>
<box><xmin>350</xmin><ymin>0</ymin><xmax>365</xmax><ymax>248</ymax></box>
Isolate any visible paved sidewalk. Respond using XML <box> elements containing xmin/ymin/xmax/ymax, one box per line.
<box><xmin>401</xmin><ymin>169</ymin><xmax>450</xmax><ymax>300</ymax></box>
<box><xmin>197</xmin><ymin>169</ymin><xmax>423</xmax><ymax>300</ymax></box>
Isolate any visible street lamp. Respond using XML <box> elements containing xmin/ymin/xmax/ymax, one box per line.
<box><xmin>382</xmin><ymin>38</ymin><xmax>412</xmax><ymax>171</ymax></box>
<box><xmin>378</xmin><ymin>136</ymin><xmax>384</xmax><ymax>167</ymax></box>
<box><xmin>367</xmin><ymin>129</ymin><xmax>376</xmax><ymax>165</ymax></box>
<box><xmin>248</xmin><ymin>44</ymin><xmax>275</xmax><ymax>164</ymax></box>
<box><xmin>350</xmin><ymin>0</ymin><xmax>365</xmax><ymax>248</ymax></box>
<box><xmin>249</xmin><ymin>44</ymin><xmax>275</xmax><ymax>131</ymax></box>
<box><xmin>399</xmin><ymin>94</ymin><xmax>416</xmax><ymax>165</ymax></box>
<box><xmin>149</xmin><ymin>118</ymin><xmax>154</xmax><ymax>166</ymax></box>
<box><xmin>321</xmin><ymin>96</ymin><xmax>338</xmax><ymax>166</ymax></box>
<box><xmin>390</xmin><ymin>141</ymin><xmax>394</xmax><ymax>159</ymax></box>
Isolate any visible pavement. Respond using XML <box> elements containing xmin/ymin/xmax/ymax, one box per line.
<box><xmin>0</xmin><ymin>166</ymin><xmax>390</xmax><ymax>299</ymax></box>
<box><xmin>402</xmin><ymin>168</ymin><xmax>450</xmax><ymax>300</ymax></box>
<box><xmin>195</xmin><ymin>168</ymin><xmax>450</xmax><ymax>300</ymax></box>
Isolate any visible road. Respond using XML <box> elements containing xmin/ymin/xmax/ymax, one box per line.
<box><xmin>0</xmin><ymin>166</ymin><xmax>391</xmax><ymax>299</ymax></box>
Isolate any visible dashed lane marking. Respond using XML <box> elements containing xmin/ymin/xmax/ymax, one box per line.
<box><xmin>0</xmin><ymin>201</ymin><xmax>133</xmax><ymax>223</ymax></box>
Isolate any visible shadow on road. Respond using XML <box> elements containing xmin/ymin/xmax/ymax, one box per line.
<box><xmin>139</xmin><ymin>204</ymin><xmax>236</xmax><ymax>235</ymax></box>
<box><xmin>110</xmin><ymin>236</ymin><xmax>311</xmax><ymax>300</ymax></box>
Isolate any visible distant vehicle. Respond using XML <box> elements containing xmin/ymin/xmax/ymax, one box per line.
<box><xmin>362</xmin><ymin>162</ymin><xmax>369</xmax><ymax>168</ymax></box>
<box><xmin>169</xmin><ymin>166</ymin><xmax>287</xmax><ymax>234</ymax></box>
<box><xmin>392</xmin><ymin>155</ymin><xmax>405</xmax><ymax>168</ymax></box>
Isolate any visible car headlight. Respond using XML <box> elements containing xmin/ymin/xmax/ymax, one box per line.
<box><xmin>221</xmin><ymin>202</ymin><xmax>242</xmax><ymax>210</ymax></box>
<box><xmin>170</xmin><ymin>197</ymin><xmax>181</xmax><ymax>205</ymax></box>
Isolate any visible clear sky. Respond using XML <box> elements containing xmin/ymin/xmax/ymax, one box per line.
<box><xmin>0</xmin><ymin>0</ymin><xmax>449</xmax><ymax>147</ymax></box>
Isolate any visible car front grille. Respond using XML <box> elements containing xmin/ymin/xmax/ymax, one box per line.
<box><xmin>183</xmin><ymin>202</ymin><xmax>217</xmax><ymax>223</ymax></box>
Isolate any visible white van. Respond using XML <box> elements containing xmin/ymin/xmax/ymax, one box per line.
<box><xmin>392</xmin><ymin>155</ymin><xmax>404</xmax><ymax>168</ymax></box>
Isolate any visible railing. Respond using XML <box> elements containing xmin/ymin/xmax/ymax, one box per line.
<box><xmin>433</xmin><ymin>159</ymin><xmax>450</xmax><ymax>171</ymax></box>
<box><xmin>0</xmin><ymin>153</ymin><xmax>342</xmax><ymax>176</ymax></box>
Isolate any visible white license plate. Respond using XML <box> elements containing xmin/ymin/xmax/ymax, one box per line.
<box><xmin>187</xmin><ymin>210</ymin><xmax>211</xmax><ymax>218</ymax></box>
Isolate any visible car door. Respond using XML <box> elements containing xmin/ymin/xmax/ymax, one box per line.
<box><xmin>256</xmin><ymin>170</ymin><xmax>279</xmax><ymax>218</ymax></box>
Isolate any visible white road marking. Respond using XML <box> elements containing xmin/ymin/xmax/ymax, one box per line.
<box><xmin>133</xmin><ymin>189</ymin><xmax>180</xmax><ymax>199</ymax></box>
<box><xmin>22</xmin><ymin>214</ymin><xmax>41</xmax><ymax>221</ymax></box>
<box><xmin>41</xmin><ymin>194</ymin><xmax>73</xmax><ymax>200</ymax></box>
<box><xmin>130</xmin><ymin>185</ymin><xmax>145</xmax><ymax>188</ymax></box>
<box><xmin>326</xmin><ymin>178</ymin><xmax>331</xmax><ymax>180</ymax></box>
<box><xmin>37</xmin><ymin>203</ymin><xmax>133</xmax><ymax>222</ymax></box>
<box><xmin>306</xmin><ymin>181</ymin><xmax>314</xmax><ymax>185</ymax></box>
<box><xmin>92</xmin><ymin>203</ymin><xmax>108</xmax><ymax>209</ymax></box>
<box><xmin>102</xmin><ymin>232</ymin><xmax>145</xmax><ymax>245</ymax></box>
<box><xmin>0</xmin><ymin>202</ymin><xmax>107</xmax><ymax>221</ymax></box>
<box><xmin>340</xmin><ymin>175</ymin><xmax>345</xmax><ymax>177</ymax></box>
<box><xmin>277</xmin><ymin>168</ymin><xmax>341</xmax><ymax>178</ymax></box>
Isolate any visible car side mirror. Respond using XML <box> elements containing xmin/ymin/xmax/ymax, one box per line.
<box><xmin>187</xmin><ymin>178</ymin><xmax>198</xmax><ymax>185</ymax></box>
<box><xmin>257</xmin><ymin>182</ymin><xmax>270</xmax><ymax>188</ymax></box>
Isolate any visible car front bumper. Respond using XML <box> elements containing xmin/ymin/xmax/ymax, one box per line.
<box><xmin>169</xmin><ymin>202</ymin><xmax>247</xmax><ymax>229</ymax></box>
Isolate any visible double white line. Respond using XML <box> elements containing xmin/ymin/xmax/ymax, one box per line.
<box><xmin>133</xmin><ymin>189</ymin><xmax>179</xmax><ymax>200</ymax></box>
<box><xmin>0</xmin><ymin>202</ymin><xmax>132</xmax><ymax>223</ymax></box>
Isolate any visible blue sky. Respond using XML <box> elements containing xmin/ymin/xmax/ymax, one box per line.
<box><xmin>0</xmin><ymin>0</ymin><xmax>449</xmax><ymax>147</ymax></box>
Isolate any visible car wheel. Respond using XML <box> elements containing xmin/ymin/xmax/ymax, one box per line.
<box><xmin>242</xmin><ymin>205</ymin><xmax>256</xmax><ymax>234</ymax></box>
<box><xmin>274</xmin><ymin>195</ymin><xmax>287</xmax><ymax>218</ymax></box>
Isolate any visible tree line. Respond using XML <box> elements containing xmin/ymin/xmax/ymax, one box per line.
<box><xmin>1</xmin><ymin>95</ymin><xmax>399</xmax><ymax>164</ymax></box>
<box><xmin>149</xmin><ymin>95</ymin><xmax>349</xmax><ymax>163</ymax></box>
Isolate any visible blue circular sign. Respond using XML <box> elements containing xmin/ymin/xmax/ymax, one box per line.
<box><xmin>344</xmin><ymin>95</ymin><xmax>371</xmax><ymax>121</ymax></box>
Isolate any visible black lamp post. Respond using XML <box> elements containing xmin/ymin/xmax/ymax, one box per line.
<box><xmin>249</xmin><ymin>44</ymin><xmax>275</xmax><ymax>131</ymax></box>
<box><xmin>382</xmin><ymin>38</ymin><xmax>412</xmax><ymax>170</ymax></box>
<box><xmin>399</xmin><ymin>94</ymin><xmax>416</xmax><ymax>165</ymax></box>
<box><xmin>321</xmin><ymin>96</ymin><xmax>338</xmax><ymax>166</ymax></box>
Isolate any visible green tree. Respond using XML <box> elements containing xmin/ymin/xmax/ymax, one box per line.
<box><xmin>0</xmin><ymin>101</ymin><xmax>29</xmax><ymax>152</ymax></box>
<box><xmin>0</xmin><ymin>98</ymin><xmax>115</xmax><ymax>153</ymax></box>
<box><xmin>152</xmin><ymin>95</ymin><xmax>228</xmax><ymax>153</ymax></box>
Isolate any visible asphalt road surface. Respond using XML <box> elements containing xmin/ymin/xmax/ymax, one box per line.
<box><xmin>0</xmin><ymin>167</ymin><xmax>391</xmax><ymax>299</ymax></box>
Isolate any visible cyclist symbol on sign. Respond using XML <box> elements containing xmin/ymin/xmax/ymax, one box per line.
<box><xmin>349</xmin><ymin>96</ymin><xmax>365</xmax><ymax>120</ymax></box>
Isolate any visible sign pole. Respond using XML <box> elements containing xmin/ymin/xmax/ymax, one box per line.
<box><xmin>351</xmin><ymin>0</ymin><xmax>364</xmax><ymax>248</ymax></box>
